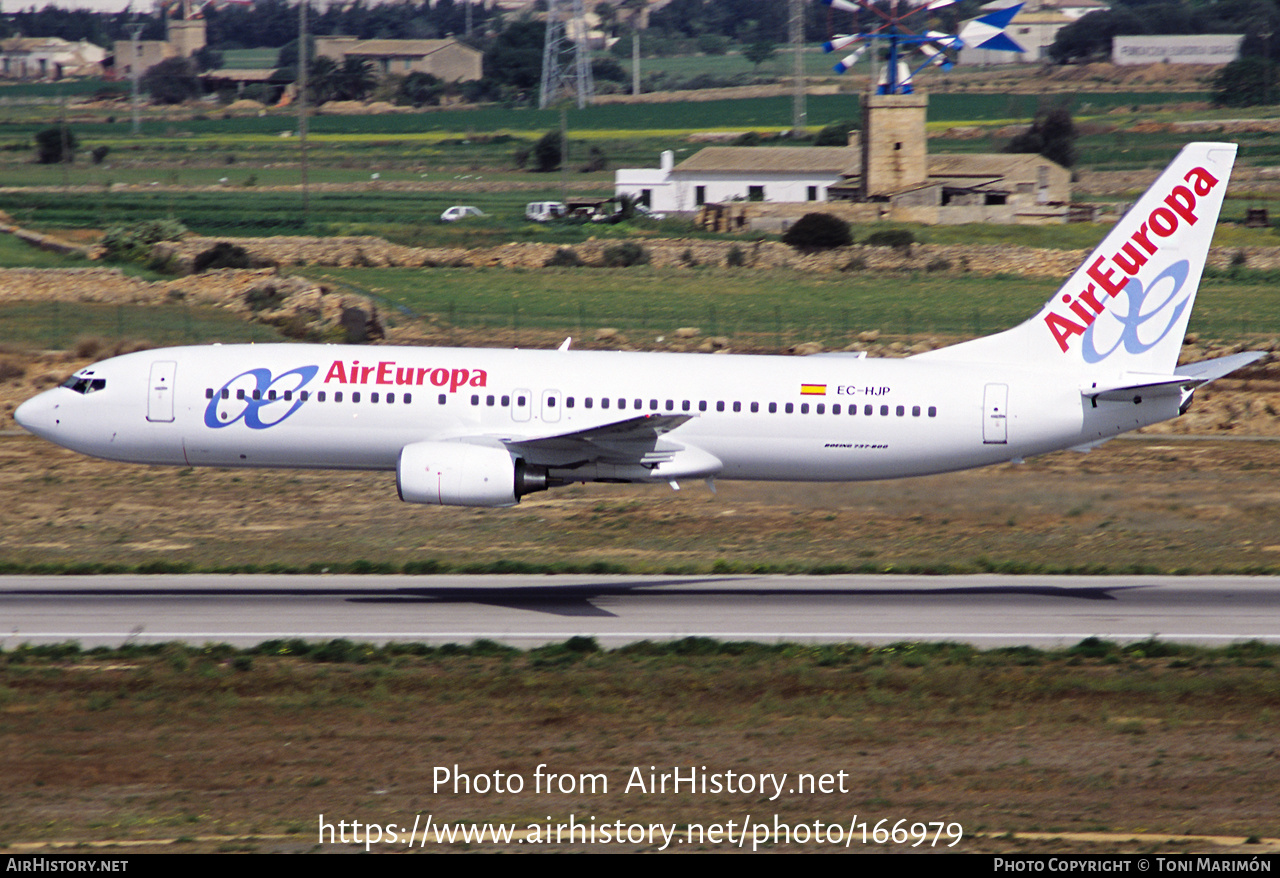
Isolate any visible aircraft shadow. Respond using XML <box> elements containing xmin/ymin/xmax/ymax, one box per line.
<box><xmin>0</xmin><ymin>579</ymin><xmax>1143</xmax><ymax>617</ymax></box>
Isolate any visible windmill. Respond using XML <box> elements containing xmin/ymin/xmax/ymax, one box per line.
<box><xmin>820</xmin><ymin>0</ymin><xmax>1026</xmax><ymax>94</ymax></box>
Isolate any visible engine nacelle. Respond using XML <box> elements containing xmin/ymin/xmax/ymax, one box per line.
<box><xmin>397</xmin><ymin>441</ymin><xmax>546</xmax><ymax>507</ymax></box>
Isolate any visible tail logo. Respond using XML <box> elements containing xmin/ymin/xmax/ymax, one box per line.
<box><xmin>1045</xmin><ymin>165</ymin><xmax>1220</xmax><ymax>354</ymax></box>
<box><xmin>1080</xmin><ymin>260</ymin><xmax>1190</xmax><ymax>364</ymax></box>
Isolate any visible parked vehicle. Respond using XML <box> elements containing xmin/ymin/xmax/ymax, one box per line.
<box><xmin>441</xmin><ymin>206</ymin><xmax>484</xmax><ymax>222</ymax></box>
<box><xmin>525</xmin><ymin>201</ymin><xmax>567</xmax><ymax>222</ymax></box>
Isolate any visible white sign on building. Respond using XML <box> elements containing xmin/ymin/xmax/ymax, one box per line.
<box><xmin>1113</xmin><ymin>35</ymin><xmax>1243</xmax><ymax>66</ymax></box>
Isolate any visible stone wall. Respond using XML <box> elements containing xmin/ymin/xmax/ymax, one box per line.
<box><xmin>142</xmin><ymin>233</ymin><xmax>1280</xmax><ymax>277</ymax></box>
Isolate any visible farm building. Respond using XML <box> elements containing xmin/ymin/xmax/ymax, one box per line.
<box><xmin>0</xmin><ymin>36</ymin><xmax>105</xmax><ymax>80</ymax></box>
<box><xmin>615</xmin><ymin>91</ymin><xmax>1070</xmax><ymax>230</ymax></box>
<box><xmin>314</xmin><ymin>38</ymin><xmax>482</xmax><ymax>82</ymax></box>
<box><xmin>113</xmin><ymin>14</ymin><xmax>206</xmax><ymax>78</ymax></box>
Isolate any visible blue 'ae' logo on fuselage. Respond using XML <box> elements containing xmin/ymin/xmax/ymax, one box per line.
<box><xmin>1081</xmin><ymin>259</ymin><xmax>1191</xmax><ymax>364</ymax></box>
<box><xmin>204</xmin><ymin>366</ymin><xmax>319</xmax><ymax>429</ymax></box>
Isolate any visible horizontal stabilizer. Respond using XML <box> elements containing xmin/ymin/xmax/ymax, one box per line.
<box><xmin>1175</xmin><ymin>350</ymin><xmax>1267</xmax><ymax>382</ymax></box>
<box><xmin>1082</xmin><ymin>351</ymin><xmax>1266</xmax><ymax>402</ymax></box>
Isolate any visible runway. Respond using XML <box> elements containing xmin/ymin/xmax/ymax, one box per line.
<box><xmin>2</xmin><ymin>574</ymin><xmax>1279</xmax><ymax>648</ymax></box>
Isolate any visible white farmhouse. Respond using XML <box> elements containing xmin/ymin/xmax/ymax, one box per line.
<box><xmin>615</xmin><ymin>147</ymin><xmax>859</xmax><ymax>214</ymax></box>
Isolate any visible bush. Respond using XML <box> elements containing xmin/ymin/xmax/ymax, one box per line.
<box><xmin>193</xmin><ymin>241</ymin><xmax>252</xmax><ymax>272</ymax></box>
<box><xmin>696</xmin><ymin>34</ymin><xmax>731</xmax><ymax>55</ymax></box>
<box><xmin>244</xmin><ymin>283</ymin><xmax>287</xmax><ymax>312</ymax></box>
<box><xmin>34</xmin><ymin>127</ymin><xmax>76</xmax><ymax>164</ymax></box>
<box><xmin>90</xmin><ymin>145</ymin><xmax>110</xmax><ymax>165</ymax></box>
<box><xmin>814</xmin><ymin>120</ymin><xmax>858</xmax><ymax>147</ymax></box>
<box><xmin>863</xmin><ymin>229</ymin><xmax>915</xmax><ymax>250</ymax></box>
<box><xmin>100</xmin><ymin>219</ymin><xmax>189</xmax><ymax>263</ymax></box>
<box><xmin>532</xmin><ymin>130</ymin><xmax>563</xmax><ymax>173</ymax></box>
<box><xmin>601</xmin><ymin>241</ymin><xmax>650</xmax><ymax>267</ymax></box>
<box><xmin>544</xmin><ymin>247</ymin><xmax>585</xmax><ymax>267</ymax></box>
<box><xmin>782</xmin><ymin>213</ymin><xmax>853</xmax><ymax>250</ymax></box>
<box><xmin>725</xmin><ymin>245</ymin><xmax>746</xmax><ymax>267</ymax></box>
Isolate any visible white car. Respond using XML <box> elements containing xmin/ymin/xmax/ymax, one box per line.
<box><xmin>440</xmin><ymin>206</ymin><xmax>484</xmax><ymax>222</ymax></box>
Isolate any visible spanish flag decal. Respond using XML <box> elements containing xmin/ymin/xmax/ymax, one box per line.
<box><xmin>800</xmin><ymin>384</ymin><xmax>827</xmax><ymax>396</ymax></box>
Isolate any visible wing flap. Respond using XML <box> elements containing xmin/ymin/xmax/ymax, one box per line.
<box><xmin>504</xmin><ymin>413</ymin><xmax>694</xmax><ymax>467</ymax></box>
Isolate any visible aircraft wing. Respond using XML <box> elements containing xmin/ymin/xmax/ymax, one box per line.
<box><xmin>502</xmin><ymin>413</ymin><xmax>696</xmax><ymax>467</ymax></box>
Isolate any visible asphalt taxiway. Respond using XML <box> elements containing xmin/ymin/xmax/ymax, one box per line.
<box><xmin>1</xmin><ymin>574</ymin><xmax>1278</xmax><ymax>648</ymax></box>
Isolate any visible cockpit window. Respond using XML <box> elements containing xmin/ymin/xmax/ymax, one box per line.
<box><xmin>61</xmin><ymin>376</ymin><xmax>106</xmax><ymax>395</ymax></box>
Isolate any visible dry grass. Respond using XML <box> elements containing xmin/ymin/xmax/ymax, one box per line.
<box><xmin>0</xmin><ymin>641</ymin><xmax>1276</xmax><ymax>852</ymax></box>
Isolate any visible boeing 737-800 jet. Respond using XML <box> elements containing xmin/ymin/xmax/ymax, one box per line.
<box><xmin>14</xmin><ymin>142</ymin><xmax>1265</xmax><ymax>507</ymax></box>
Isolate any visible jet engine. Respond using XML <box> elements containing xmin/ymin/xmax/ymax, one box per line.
<box><xmin>396</xmin><ymin>441</ymin><xmax>549</xmax><ymax>507</ymax></box>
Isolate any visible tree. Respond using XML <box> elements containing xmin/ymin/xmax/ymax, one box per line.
<box><xmin>306</xmin><ymin>56</ymin><xmax>340</xmax><ymax>104</ymax></box>
<box><xmin>483</xmin><ymin>19</ymin><xmax>545</xmax><ymax>93</ymax></box>
<box><xmin>532</xmin><ymin>130</ymin><xmax>563</xmax><ymax>172</ymax></box>
<box><xmin>743</xmin><ymin>39</ymin><xmax>776</xmax><ymax>70</ymax></box>
<box><xmin>142</xmin><ymin>57</ymin><xmax>202</xmax><ymax>105</ymax></box>
<box><xmin>1212</xmin><ymin>57</ymin><xmax>1277</xmax><ymax>108</ymax></box>
<box><xmin>1047</xmin><ymin>9</ymin><xmax>1145</xmax><ymax>64</ymax></box>
<box><xmin>397</xmin><ymin>71</ymin><xmax>445</xmax><ymax>107</ymax></box>
<box><xmin>1005</xmin><ymin>106</ymin><xmax>1077</xmax><ymax>169</ymax></box>
<box><xmin>34</xmin><ymin>126</ymin><xmax>76</xmax><ymax>164</ymax></box>
<box><xmin>333</xmin><ymin>57</ymin><xmax>376</xmax><ymax>101</ymax></box>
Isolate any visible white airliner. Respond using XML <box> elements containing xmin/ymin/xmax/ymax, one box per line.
<box><xmin>15</xmin><ymin>142</ymin><xmax>1264</xmax><ymax>507</ymax></box>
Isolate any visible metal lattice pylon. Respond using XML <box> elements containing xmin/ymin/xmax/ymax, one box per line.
<box><xmin>539</xmin><ymin>0</ymin><xmax>594</xmax><ymax>109</ymax></box>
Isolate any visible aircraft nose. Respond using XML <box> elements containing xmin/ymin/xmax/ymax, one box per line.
<box><xmin>14</xmin><ymin>390</ymin><xmax>59</xmax><ymax>439</ymax></box>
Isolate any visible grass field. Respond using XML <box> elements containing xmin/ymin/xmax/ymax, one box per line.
<box><xmin>0</xmin><ymin>302</ymin><xmax>284</xmax><ymax>349</ymax></box>
<box><xmin>310</xmin><ymin>264</ymin><xmax>1280</xmax><ymax>343</ymax></box>
<box><xmin>2</xmin><ymin>636</ymin><xmax>1276</xmax><ymax>852</ymax></box>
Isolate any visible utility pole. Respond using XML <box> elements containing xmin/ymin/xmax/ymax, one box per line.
<box><xmin>298</xmin><ymin>0</ymin><xmax>310</xmax><ymax>221</ymax></box>
<box><xmin>127</xmin><ymin>22</ymin><xmax>145</xmax><ymax>136</ymax></box>
<box><xmin>790</xmin><ymin>0</ymin><xmax>806</xmax><ymax>136</ymax></box>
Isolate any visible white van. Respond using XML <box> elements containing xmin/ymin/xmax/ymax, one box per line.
<box><xmin>525</xmin><ymin>201</ymin><xmax>566</xmax><ymax>222</ymax></box>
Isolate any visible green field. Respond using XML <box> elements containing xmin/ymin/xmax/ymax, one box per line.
<box><xmin>309</xmin><ymin>264</ymin><xmax>1280</xmax><ymax>344</ymax></box>
<box><xmin>0</xmin><ymin>302</ymin><xmax>285</xmax><ymax>349</ymax></box>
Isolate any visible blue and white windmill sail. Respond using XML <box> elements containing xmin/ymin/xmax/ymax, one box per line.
<box><xmin>957</xmin><ymin>3</ymin><xmax>1027</xmax><ymax>53</ymax></box>
<box><xmin>820</xmin><ymin>0</ymin><xmax>1025</xmax><ymax>93</ymax></box>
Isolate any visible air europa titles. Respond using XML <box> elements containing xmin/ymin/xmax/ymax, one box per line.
<box><xmin>1045</xmin><ymin>165</ymin><xmax>1221</xmax><ymax>353</ymax></box>
<box><xmin>323</xmin><ymin>359</ymin><xmax>488</xmax><ymax>393</ymax></box>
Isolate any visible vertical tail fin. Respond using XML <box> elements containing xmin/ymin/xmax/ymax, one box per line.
<box><xmin>919</xmin><ymin>142</ymin><xmax>1237</xmax><ymax>374</ymax></box>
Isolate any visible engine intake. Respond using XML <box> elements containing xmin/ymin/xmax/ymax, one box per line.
<box><xmin>396</xmin><ymin>441</ymin><xmax>548</xmax><ymax>507</ymax></box>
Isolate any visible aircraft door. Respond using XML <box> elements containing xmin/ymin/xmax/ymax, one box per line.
<box><xmin>541</xmin><ymin>389</ymin><xmax>561</xmax><ymax>423</ymax></box>
<box><xmin>147</xmin><ymin>360</ymin><xmax>177</xmax><ymax>423</ymax></box>
<box><xmin>983</xmin><ymin>383</ymin><xmax>1008</xmax><ymax>445</ymax></box>
<box><xmin>511</xmin><ymin>388</ymin><xmax>532</xmax><ymax>422</ymax></box>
